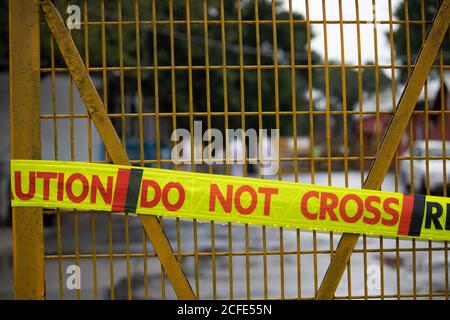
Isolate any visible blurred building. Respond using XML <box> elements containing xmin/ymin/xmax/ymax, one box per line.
<box><xmin>353</xmin><ymin>72</ymin><xmax>450</xmax><ymax>167</ymax></box>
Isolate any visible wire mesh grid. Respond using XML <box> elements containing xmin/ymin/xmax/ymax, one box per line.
<box><xmin>37</xmin><ymin>0</ymin><xmax>450</xmax><ymax>299</ymax></box>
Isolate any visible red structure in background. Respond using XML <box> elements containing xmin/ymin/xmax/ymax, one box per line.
<box><xmin>354</xmin><ymin>75</ymin><xmax>450</xmax><ymax>166</ymax></box>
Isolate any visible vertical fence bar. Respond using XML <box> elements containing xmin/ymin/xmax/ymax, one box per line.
<box><xmin>49</xmin><ymin>32</ymin><xmax>64</xmax><ymax>299</ymax></box>
<box><xmin>9</xmin><ymin>0</ymin><xmax>44</xmax><ymax>300</ymax></box>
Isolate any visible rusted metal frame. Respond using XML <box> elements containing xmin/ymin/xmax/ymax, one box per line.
<box><xmin>10</xmin><ymin>0</ymin><xmax>45</xmax><ymax>300</ymax></box>
<box><xmin>316</xmin><ymin>0</ymin><xmax>450</xmax><ymax>300</ymax></box>
<box><xmin>39</xmin><ymin>0</ymin><xmax>195</xmax><ymax>300</ymax></box>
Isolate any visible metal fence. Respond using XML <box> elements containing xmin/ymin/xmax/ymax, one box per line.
<box><xmin>8</xmin><ymin>0</ymin><xmax>450</xmax><ymax>299</ymax></box>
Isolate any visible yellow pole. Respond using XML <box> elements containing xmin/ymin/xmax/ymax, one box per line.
<box><xmin>9</xmin><ymin>0</ymin><xmax>45</xmax><ymax>299</ymax></box>
<box><xmin>316</xmin><ymin>0</ymin><xmax>450</xmax><ymax>300</ymax></box>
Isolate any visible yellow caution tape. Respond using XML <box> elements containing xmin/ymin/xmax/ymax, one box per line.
<box><xmin>10</xmin><ymin>160</ymin><xmax>450</xmax><ymax>241</ymax></box>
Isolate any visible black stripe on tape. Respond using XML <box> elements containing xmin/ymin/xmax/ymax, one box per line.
<box><xmin>124</xmin><ymin>168</ymin><xmax>144</xmax><ymax>213</ymax></box>
<box><xmin>408</xmin><ymin>194</ymin><xmax>426</xmax><ymax>237</ymax></box>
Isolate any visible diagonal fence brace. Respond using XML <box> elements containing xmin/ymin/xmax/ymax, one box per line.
<box><xmin>316</xmin><ymin>0</ymin><xmax>450</xmax><ymax>300</ymax></box>
<box><xmin>40</xmin><ymin>0</ymin><xmax>195</xmax><ymax>300</ymax></box>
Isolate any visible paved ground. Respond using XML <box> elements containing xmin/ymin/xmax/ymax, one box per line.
<box><xmin>1</xmin><ymin>171</ymin><xmax>448</xmax><ymax>299</ymax></box>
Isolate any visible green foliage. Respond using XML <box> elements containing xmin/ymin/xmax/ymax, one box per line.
<box><xmin>388</xmin><ymin>0</ymin><xmax>450</xmax><ymax>83</ymax></box>
<box><xmin>2</xmin><ymin>0</ymin><xmax>397</xmax><ymax>137</ymax></box>
<box><xmin>39</xmin><ymin>0</ymin><xmax>319</xmax><ymax>135</ymax></box>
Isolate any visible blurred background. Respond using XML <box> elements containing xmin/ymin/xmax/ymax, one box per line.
<box><xmin>1</xmin><ymin>0</ymin><xmax>450</xmax><ymax>299</ymax></box>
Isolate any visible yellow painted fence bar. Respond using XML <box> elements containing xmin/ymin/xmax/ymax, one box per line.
<box><xmin>316</xmin><ymin>0</ymin><xmax>450</xmax><ymax>300</ymax></box>
<box><xmin>9</xmin><ymin>0</ymin><xmax>44</xmax><ymax>300</ymax></box>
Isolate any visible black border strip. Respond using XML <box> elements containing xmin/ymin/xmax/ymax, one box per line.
<box><xmin>408</xmin><ymin>194</ymin><xmax>426</xmax><ymax>237</ymax></box>
<box><xmin>124</xmin><ymin>168</ymin><xmax>143</xmax><ymax>213</ymax></box>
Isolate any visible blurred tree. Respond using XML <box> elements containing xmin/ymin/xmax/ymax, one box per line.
<box><xmin>31</xmin><ymin>0</ymin><xmax>318</xmax><ymax>134</ymax></box>
<box><xmin>388</xmin><ymin>0</ymin><xmax>450</xmax><ymax>83</ymax></box>
<box><xmin>0</xmin><ymin>0</ymin><xmax>395</xmax><ymax>139</ymax></box>
<box><xmin>34</xmin><ymin>0</ymin><xmax>321</xmax><ymax>136</ymax></box>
